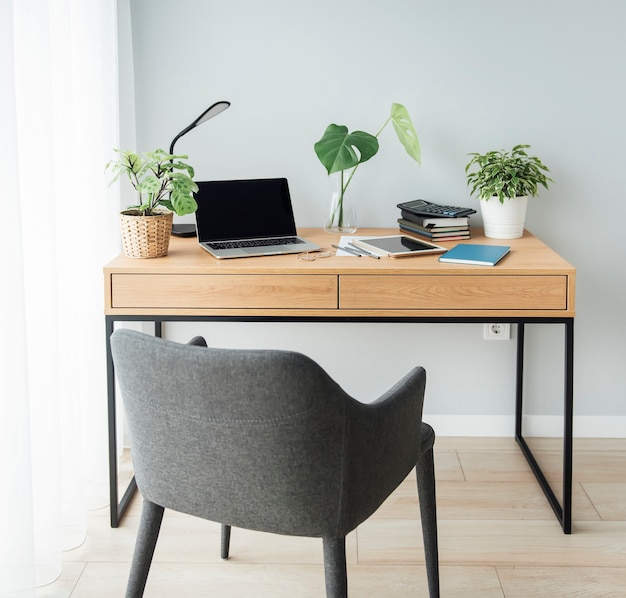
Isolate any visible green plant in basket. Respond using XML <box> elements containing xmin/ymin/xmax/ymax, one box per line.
<box><xmin>106</xmin><ymin>148</ymin><xmax>198</xmax><ymax>216</ymax></box>
<box><xmin>314</xmin><ymin>103</ymin><xmax>421</xmax><ymax>229</ymax></box>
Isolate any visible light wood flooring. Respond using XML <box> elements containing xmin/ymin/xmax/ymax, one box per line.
<box><xmin>39</xmin><ymin>437</ymin><xmax>626</xmax><ymax>597</ymax></box>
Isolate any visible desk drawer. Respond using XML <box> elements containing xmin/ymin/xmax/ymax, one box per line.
<box><xmin>340</xmin><ymin>275</ymin><xmax>568</xmax><ymax>310</ymax></box>
<box><xmin>111</xmin><ymin>274</ymin><xmax>338</xmax><ymax>309</ymax></box>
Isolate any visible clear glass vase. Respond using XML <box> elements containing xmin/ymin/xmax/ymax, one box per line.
<box><xmin>325</xmin><ymin>169</ymin><xmax>357</xmax><ymax>233</ymax></box>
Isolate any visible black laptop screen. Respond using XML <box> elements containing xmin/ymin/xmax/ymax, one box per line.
<box><xmin>194</xmin><ymin>178</ymin><xmax>298</xmax><ymax>242</ymax></box>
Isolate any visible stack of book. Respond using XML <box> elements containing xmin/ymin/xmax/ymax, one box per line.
<box><xmin>398</xmin><ymin>209</ymin><xmax>472</xmax><ymax>242</ymax></box>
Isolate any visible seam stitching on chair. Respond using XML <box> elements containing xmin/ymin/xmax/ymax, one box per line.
<box><xmin>129</xmin><ymin>395</ymin><xmax>322</xmax><ymax>425</ymax></box>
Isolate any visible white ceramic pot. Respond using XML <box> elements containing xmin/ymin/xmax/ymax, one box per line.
<box><xmin>480</xmin><ymin>195</ymin><xmax>528</xmax><ymax>239</ymax></box>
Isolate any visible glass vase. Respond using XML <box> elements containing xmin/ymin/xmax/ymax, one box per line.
<box><xmin>325</xmin><ymin>169</ymin><xmax>357</xmax><ymax>233</ymax></box>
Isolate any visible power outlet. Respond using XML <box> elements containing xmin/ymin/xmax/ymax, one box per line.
<box><xmin>483</xmin><ymin>323</ymin><xmax>511</xmax><ymax>340</ymax></box>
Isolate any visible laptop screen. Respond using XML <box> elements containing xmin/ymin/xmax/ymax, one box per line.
<box><xmin>194</xmin><ymin>178</ymin><xmax>298</xmax><ymax>242</ymax></box>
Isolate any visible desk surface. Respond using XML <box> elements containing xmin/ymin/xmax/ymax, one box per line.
<box><xmin>104</xmin><ymin>228</ymin><xmax>575</xmax><ymax>319</ymax></box>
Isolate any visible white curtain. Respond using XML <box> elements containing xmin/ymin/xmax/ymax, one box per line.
<box><xmin>0</xmin><ymin>0</ymin><xmax>120</xmax><ymax>594</ymax></box>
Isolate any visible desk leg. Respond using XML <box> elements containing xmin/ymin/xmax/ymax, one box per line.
<box><xmin>515</xmin><ymin>321</ymin><xmax>574</xmax><ymax>534</ymax></box>
<box><xmin>563</xmin><ymin>319</ymin><xmax>574</xmax><ymax>533</ymax></box>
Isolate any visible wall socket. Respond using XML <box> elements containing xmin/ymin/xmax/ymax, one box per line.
<box><xmin>483</xmin><ymin>323</ymin><xmax>511</xmax><ymax>340</ymax></box>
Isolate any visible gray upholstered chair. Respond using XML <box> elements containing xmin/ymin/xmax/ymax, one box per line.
<box><xmin>111</xmin><ymin>329</ymin><xmax>439</xmax><ymax>598</ymax></box>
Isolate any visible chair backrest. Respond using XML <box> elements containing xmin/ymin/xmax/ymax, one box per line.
<box><xmin>111</xmin><ymin>330</ymin><xmax>367</xmax><ymax>537</ymax></box>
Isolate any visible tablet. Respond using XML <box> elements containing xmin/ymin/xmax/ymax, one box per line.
<box><xmin>352</xmin><ymin>235</ymin><xmax>447</xmax><ymax>257</ymax></box>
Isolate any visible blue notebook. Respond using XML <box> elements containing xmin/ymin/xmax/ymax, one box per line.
<box><xmin>438</xmin><ymin>243</ymin><xmax>510</xmax><ymax>266</ymax></box>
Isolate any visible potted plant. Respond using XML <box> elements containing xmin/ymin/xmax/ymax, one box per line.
<box><xmin>106</xmin><ymin>148</ymin><xmax>198</xmax><ymax>257</ymax></box>
<box><xmin>465</xmin><ymin>144</ymin><xmax>553</xmax><ymax>239</ymax></box>
<box><xmin>314</xmin><ymin>103</ymin><xmax>421</xmax><ymax>232</ymax></box>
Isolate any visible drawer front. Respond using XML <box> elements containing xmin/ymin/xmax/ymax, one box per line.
<box><xmin>111</xmin><ymin>274</ymin><xmax>338</xmax><ymax>309</ymax></box>
<box><xmin>340</xmin><ymin>275</ymin><xmax>568</xmax><ymax>310</ymax></box>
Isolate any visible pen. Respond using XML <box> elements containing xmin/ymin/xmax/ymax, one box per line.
<box><xmin>332</xmin><ymin>243</ymin><xmax>361</xmax><ymax>257</ymax></box>
<box><xmin>348</xmin><ymin>242</ymin><xmax>381</xmax><ymax>259</ymax></box>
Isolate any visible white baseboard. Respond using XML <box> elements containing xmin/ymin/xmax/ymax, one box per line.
<box><xmin>423</xmin><ymin>414</ymin><xmax>626</xmax><ymax>438</ymax></box>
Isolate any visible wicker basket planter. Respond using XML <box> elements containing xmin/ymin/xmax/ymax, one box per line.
<box><xmin>120</xmin><ymin>210</ymin><xmax>173</xmax><ymax>258</ymax></box>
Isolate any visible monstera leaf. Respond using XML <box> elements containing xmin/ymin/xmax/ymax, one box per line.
<box><xmin>314</xmin><ymin>125</ymin><xmax>380</xmax><ymax>175</ymax></box>
<box><xmin>390</xmin><ymin>103</ymin><xmax>421</xmax><ymax>164</ymax></box>
<box><xmin>314</xmin><ymin>103</ymin><xmax>421</xmax><ymax>180</ymax></box>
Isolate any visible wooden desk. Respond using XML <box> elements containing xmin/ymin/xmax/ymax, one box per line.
<box><xmin>104</xmin><ymin>228</ymin><xmax>576</xmax><ymax>531</ymax></box>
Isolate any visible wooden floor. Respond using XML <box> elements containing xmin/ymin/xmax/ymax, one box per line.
<box><xmin>39</xmin><ymin>437</ymin><xmax>626</xmax><ymax>597</ymax></box>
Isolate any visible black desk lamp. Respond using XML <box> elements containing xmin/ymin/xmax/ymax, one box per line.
<box><xmin>169</xmin><ymin>100</ymin><xmax>231</xmax><ymax>236</ymax></box>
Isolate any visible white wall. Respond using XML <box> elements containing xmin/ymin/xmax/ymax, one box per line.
<box><xmin>123</xmin><ymin>0</ymin><xmax>626</xmax><ymax>434</ymax></box>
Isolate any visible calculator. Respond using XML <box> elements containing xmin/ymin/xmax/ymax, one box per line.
<box><xmin>397</xmin><ymin>199</ymin><xmax>476</xmax><ymax>218</ymax></box>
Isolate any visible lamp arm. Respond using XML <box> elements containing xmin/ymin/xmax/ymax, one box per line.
<box><xmin>169</xmin><ymin>126</ymin><xmax>193</xmax><ymax>155</ymax></box>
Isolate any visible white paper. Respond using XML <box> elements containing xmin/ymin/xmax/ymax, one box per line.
<box><xmin>336</xmin><ymin>235</ymin><xmax>373</xmax><ymax>256</ymax></box>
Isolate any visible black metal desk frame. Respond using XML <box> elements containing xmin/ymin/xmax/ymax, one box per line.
<box><xmin>106</xmin><ymin>314</ymin><xmax>574</xmax><ymax>533</ymax></box>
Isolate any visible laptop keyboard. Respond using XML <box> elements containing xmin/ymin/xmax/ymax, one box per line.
<box><xmin>206</xmin><ymin>237</ymin><xmax>304</xmax><ymax>250</ymax></box>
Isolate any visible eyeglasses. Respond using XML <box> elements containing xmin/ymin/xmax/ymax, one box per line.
<box><xmin>297</xmin><ymin>249</ymin><xmax>332</xmax><ymax>261</ymax></box>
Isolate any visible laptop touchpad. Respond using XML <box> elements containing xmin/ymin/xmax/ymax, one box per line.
<box><xmin>243</xmin><ymin>247</ymin><xmax>276</xmax><ymax>255</ymax></box>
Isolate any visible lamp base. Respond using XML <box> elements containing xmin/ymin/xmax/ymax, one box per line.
<box><xmin>171</xmin><ymin>223</ymin><xmax>197</xmax><ymax>237</ymax></box>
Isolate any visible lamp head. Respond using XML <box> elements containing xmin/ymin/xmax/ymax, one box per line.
<box><xmin>169</xmin><ymin>100</ymin><xmax>231</xmax><ymax>154</ymax></box>
<box><xmin>194</xmin><ymin>101</ymin><xmax>231</xmax><ymax>127</ymax></box>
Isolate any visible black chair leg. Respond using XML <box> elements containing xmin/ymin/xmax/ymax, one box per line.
<box><xmin>322</xmin><ymin>537</ymin><xmax>347</xmax><ymax>598</ymax></box>
<box><xmin>126</xmin><ymin>499</ymin><xmax>165</xmax><ymax>598</ymax></box>
<box><xmin>416</xmin><ymin>448</ymin><xmax>440</xmax><ymax>598</ymax></box>
<box><xmin>221</xmin><ymin>524</ymin><xmax>231</xmax><ymax>559</ymax></box>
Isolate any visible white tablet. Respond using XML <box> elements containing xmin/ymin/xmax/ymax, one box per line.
<box><xmin>352</xmin><ymin>235</ymin><xmax>447</xmax><ymax>257</ymax></box>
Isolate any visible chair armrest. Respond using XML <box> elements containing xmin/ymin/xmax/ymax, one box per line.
<box><xmin>342</xmin><ymin>367</ymin><xmax>426</xmax><ymax>526</ymax></box>
<box><xmin>356</xmin><ymin>366</ymin><xmax>426</xmax><ymax>448</ymax></box>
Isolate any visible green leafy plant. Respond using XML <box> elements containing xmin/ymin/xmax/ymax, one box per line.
<box><xmin>465</xmin><ymin>144</ymin><xmax>553</xmax><ymax>204</ymax></box>
<box><xmin>314</xmin><ymin>103</ymin><xmax>421</xmax><ymax>227</ymax></box>
<box><xmin>106</xmin><ymin>148</ymin><xmax>198</xmax><ymax>216</ymax></box>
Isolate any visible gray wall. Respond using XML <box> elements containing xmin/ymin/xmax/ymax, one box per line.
<box><xmin>123</xmin><ymin>0</ymin><xmax>626</xmax><ymax>432</ymax></box>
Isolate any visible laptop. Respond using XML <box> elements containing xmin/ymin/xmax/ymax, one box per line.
<box><xmin>195</xmin><ymin>178</ymin><xmax>320</xmax><ymax>259</ymax></box>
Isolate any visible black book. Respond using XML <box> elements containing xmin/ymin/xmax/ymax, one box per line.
<box><xmin>397</xmin><ymin>218</ymin><xmax>469</xmax><ymax>236</ymax></box>
<box><xmin>400</xmin><ymin>209</ymin><xmax>471</xmax><ymax>227</ymax></box>
<box><xmin>399</xmin><ymin>224</ymin><xmax>471</xmax><ymax>242</ymax></box>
